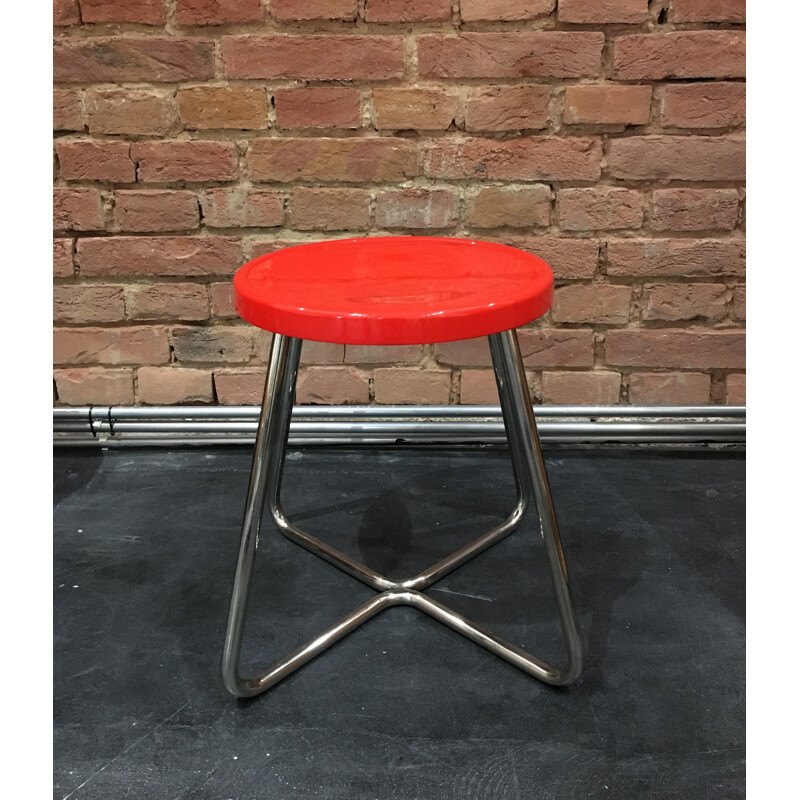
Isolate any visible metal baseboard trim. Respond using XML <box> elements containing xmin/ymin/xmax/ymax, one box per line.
<box><xmin>53</xmin><ymin>405</ymin><xmax>746</xmax><ymax>447</ymax></box>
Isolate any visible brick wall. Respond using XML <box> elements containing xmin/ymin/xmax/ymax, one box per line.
<box><xmin>53</xmin><ymin>0</ymin><xmax>746</xmax><ymax>407</ymax></box>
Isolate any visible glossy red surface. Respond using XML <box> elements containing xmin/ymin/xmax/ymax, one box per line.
<box><xmin>233</xmin><ymin>236</ymin><xmax>554</xmax><ymax>345</ymax></box>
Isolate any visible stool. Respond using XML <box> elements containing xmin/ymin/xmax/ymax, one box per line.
<box><xmin>222</xmin><ymin>236</ymin><xmax>583</xmax><ymax>698</ymax></box>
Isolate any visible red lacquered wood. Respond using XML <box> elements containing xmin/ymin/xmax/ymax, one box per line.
<box><xmin>233</xmin><ymin>236</ymin><xmax>554</xmax><ymax>345</ymax></box>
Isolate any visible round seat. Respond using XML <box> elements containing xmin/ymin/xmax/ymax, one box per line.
<box><xmin>233</xmin><ymin>236</ymin><xmax>554</xmax><ymax>345</ymax></box>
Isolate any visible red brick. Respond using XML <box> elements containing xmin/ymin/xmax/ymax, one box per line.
<box><xmin>289</xmin><ymin>188</ymin><xmax>371</xmax><ymax>231</ymax></box>
<box><xmin>275</xmin><ymin>88</ymin><xmax>361</xmax><ymax>130</ymax></box>
<box><xmin>552</xmin><ymin>284</ymin><xmax>632</xmax><ymax>324</ymax></box>
<box><xmin>465</xmin><ymin>86</ymin><xmax>549</xmax><ymax>132</ymax></box>
<box><xmin>171</xmin><ymin>326</ymin><xmax>252</xmax><ymax>363</ymax></box>
<box><xmin>176</xmin><ymin>0</ymin><xmax>263</xmax><ymax>25</ymax></box>
<box><xmin>434</xmin><ymin>337</ymin><xmax>492</xmax><ymax>367</ymax></box>
<box><xmin>213</xmin><ymin>370</ymin><xmax>264</xmax><ymax>405</ymax></box>
<box><xmin>210</xmin><ymin>283</ymin><xmax>237</xmax><ymax>318</ymax></box>
<box><xmin>607</xmin><ymin>136</ymin><xmax>745</xmax><ymax>181</ymax></box>
<box><xmin>249</xmin><ymin>138</ymin><xmax>419</xmax><ymax>183</ymax></box>
<box><xmin>374</xmin><ymin>368</ymin><xmax>451</xmax><ymax>404</ymax></box>
<box><xmin>606</xmin><ymin>239</ymin><xmax>745</xmax><ymax>278</ymax></box>
<box><xmin>77</xmin><ymin>237</ymin><xmax>242</xmax><ymax>277</ymax></box>
<box><xmin>53</xmin><ymin>285</ymin><xmax>126</xmax><ymax>324</ymax></box>
<box><xmin>54</xmin><ymin>239</ymin><xmax>75</xmax><ymax>277</ymax></box>
<box><xmin>126</xmin><ymin>283</ymin><xmax>209</xmax><ymax>321</ymax></box>
<box><xmin>671</xmin><ymin>0</ymin><xmax>746</xmax><ymax>23</ymax></box>
<box><xmin>177</xmin><ymin>87</ymin><xmax>267</xmax><ymax>130</ymax></box>
<box><xmin>54</xmin><ymin>326</ymin><xmax>169</xmax><ymax>365</ymax></box>
<box><xmin>247</xmin><ymin>239</ymin><xmax>299</xmax><ymax>259</ymax></box>
<box><xmin>54</xmin><ymin>0</ymin><xmax>80</xmax><ymax>25</ymax></box>
<box><xmin>137</xmin><ymin>367</ymin><xmax>214</xmax><ymax>405</ymax></box>
<box><xmin>517</xmin><ymin>329</ymin><xmax>595</xmax><ymax>367</ymax></box>
<box><xmin>426</xmin><ymin>137</ymin><xmax>601</xmax><ymax>181</ymax></box>
<box><xmin>459</xmin><ymin>370</ymin><xmax>499</xmax><ymax>405</ymax></box>
<box><xmin>54</xmin><ymin>368</ymin><xmax>135</xmax><ymax>406</ymax></box>
<box><xmin>499</xmin><ymin>236</ymin><xmax>600</xmax><ymax>280</ymax></box>
<box><xmin>563</xmin><ymin>85</ymin><xmax>651</xmax><ymax>126</ymax></box>
<box><xmin>202</xmin><ymin>189</ymin><xmax>284</xmax><ymax>229</ymax></box>
<box><xmin>461</xmin><ymin>1</ymin><xmax>555</xmax><ymax>22</ymax></box>
<box><xmin>375</xmin><ymin>189</ymin><xmax>458</xmax><ymax>229</ymax></box>
<box><xmin>467</xmin><ymin>185</ymin><xmax>550</xmax><ymax>229</ymax></box>
<box><xmin>541</xmin><ymin>371</ymin><xmax>621</xmax><ymax>405</ymax></box>
<box><xmin>419</xmin><ymin>33</ymin><xmax>604</xmax><ymax>78</ymax></box>
<box><xmin>54</xmin><ymin>38</ymin><xmax>214</xmax><ymax>83</ymax></box>
<box><xmin>56</xmin><ymin>141</ymin><xmax>135</xmax><ymax>183</ymax></box>
<box><xmin>605</xmin><ymin>330</ymin><xmax>745</xmax><ymax>369</ymax></box>
<box><xmin>271</xmin><ymin>0</ymin><xmax>357</xmax><ymax>20</ymax></box>
<box><xmin>364</xmin><ymin>0</ymin><xmax>451</xmax><ymax>22</ymax></box>
<box><xmin>661</xmin><ymin>83</ymin><xmax>745</xmax><ymax>129</ymax></box>
<box><xmin>53</xmin><ymin>188</ymin><xmax>104</xmax><ymax>232</ymax></box>
<box><xmin>113</xmin><ymin>190</ymin><xmax>199</xmax><ymax>233</ymax></box>
<box><xmin>223</xmin><ymin>35</ymin><xmax>405</xmax><ymax>80</ymax></box>
<box><xmin>80</xmin><ymin>0</ymin><xmax>165</xmax><ymax>24</ymax></box>
<box><xmin>344</xmin><ymin>345</ymin><xmax>423</xmax><ymax>365</ymax></box>
<box><xmin>373</xmin><ymin>89</ymin><xmax>459</xmax><ymax>131</ymax></box>
<box><xmin>132</xmin><ymin>141</ymin><xmax>238</xmax><ymax>183</ymax></box>
<box><xmin>558</xmin><ymin>188</ymin><xmax>644</xmax><ymax>231</ymax></box>
<box><xmin>296</xmin><ymin>367</ymin><xmax>370</xmax><ymax>404</ymax></box>
<box><xmin>558</xmin><ymin>0</ymin><xmax>647</xmax><ymax>23</ymax></box>
<box><xmin>613</xmin><ymin>32</ymin><xmax>745</xmax><ymax>80</ymax></box>
<box><xmin>651</xmin><ymin>189</ymin><xmax>739</xmax><ymax>232</ymax></box>
<box><xmin>85</xmin><ymin>89</ymin><xmax>178</xmax><ymax>137</ymax></box>
<box><xmin>641</xmin><ymin>283</ymin><xmax>727</xmax><ymax>322</ymax></box>
<box><xmin>732</xmin><ymin>286</ymin><xmax>745</xmax><ymax>321</ymax></box>
<box><xmin>54</xmin><ymin>89</ymin><xmax>83</xmax><ymax>131</ymax></box>
<box><xmin>628</xmin><ymin>372</ymin><xmax>712</xmax><ymax>405</ymax></box>
<box><xmin>726</xmin><ymin>374</ymin><xmax>745</xmax><ymax>404</ymax></box>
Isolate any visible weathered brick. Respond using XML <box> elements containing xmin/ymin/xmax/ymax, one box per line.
<box><xmin>132</xmin><ymin>141</ymin><xmax>238</xmax><ymax>182</ymax></box>
<box><xmin>202</xmin><ymin>188</ymin><xmax>284</xmax><ymax>229</ymax></box>
<box><xmin>726</xmin><ymin>374</ymin><xmax>745</xmax><ymax>404</ymax></box>
<box><xmin>461</xmin><ymin>1</ymin><xmax>555</xmax><ymax>22</ymax></box>
<box><xmin>275</xmin><ymin>88</ymin><xmax>361</xmax><ymax>130</ymax></box>
<box><xmin>732</xmin><ymin>286</ymin><xmax>745</xmax><ymax>321</ymax></box>
<box><xmin>558</xmin><ymin>188</ymin><xmax>644</xmax><ymax>231</ymax></box>
<box><xmin>498</xmin><ymin>236</ymin><xmax>600</xmax><ymax>279</ymax></box>
<box><xmin>651</xmin><ymin>189</ymin><xmax>739</xmax><ymax>232</ymax></box>
<box><xmin>614</xmin><ymin>32</ymin><xmax>745</xmax><ymax>80</ymax></box>
<box><xmin>177</xmin><ymin>87</ymin><xmax>267</xmax><ymax>130</ymax></box>
<box><xmin>53</xmin><ymin>285</ymin><xmax>126</xmax><ymax>324</ymax></box>
<box><xmin>271</xmin><ymin>0</ymin><xmax>358</xmax><ymax>20</ymax></box>
<box><xmin>628</xmin><ymin>372</ymin><xmax>712</xmax><ymax>405</ymax></box>
<box><xmin>80</xmin><ymin>0</ymin><xmax>165</xmax><ymax>24</ymax></box>
<box><xmin>344</xmin><ymin>345</ymin><xmax>423</xmax><ymax>365</ymax></box>
<box><xmin>558</xmin><ymin>0</ymin><xmax>647</xmax><ymax>23</ymax></box>
<box><xmin>552</xmin><ymin>284</ymin><xmax>632</xmax><ymax>324</ymax></box>
<box><xmin>563</xmin><ymin>85</ymin><xmax>651</xmax><ymax>126</ymax></box>
<box><xmin>113</xmin><ymin>190</ymin><xmax>199</xmax><ymax>233</ymax></box>
<box><xmin>295</xmin><ymin>367</ymin><xmax>370</xmax><ymax>404</ymax></box>
<box><xmin>607</xmin><ymin>136</ymin><xmax>745</xmax><ymax>181</ymax></box>
<box><xmin>671</xmin><ymin>0</ymin><xmax>746</xmax><ymax>23</ymax></box>
<box><xmin>541</xmin><ymin>371</ymin><xmax>621</xmax><ymax>405</ymax></box>
<box><xmin>434</xmin><ymin>337</ymin><xmax>492</xmax><ymax>367</ymax></box>
<box><xmin>467</xmin><ymin>185</ymin><xmax>550</xmax><ymax>229</ymax></box>
<box><xmin>171</xmin><ymin>326</ymin><xmax>252</xmax><ymax>364</ymax></box>
<box><xmin>78</xmin><ymin>237</ymin><xmax>242</xmax><ymax>277</ymax></box>
<box><xmin>54</xmin><ymin>326</ymin><xmax>169</xmax><ymax>365</ymax></box>
<box><xmin>365</xmin><ymin>0</ymin><xmax>451</xmax><ymax>20</ymax></box>
<box><xmin>289</xmin><ymin>188</ymin><xmax>371</xmax><ymax>231</ymax></box>
<box><xmin>375</xmin><ymin>189</ymin><xmax>458</xmax><ymax>229</ymax></box>
<box><xmin>137</xmin><ymin>367</ymin><xmax>214</xmax><ymax>405</ymax></box>
<box><xmin>54</xmin><ymin>89</ymin><xmax>83</xmax><ymax>131</ymax></box>
<box><xmin>53</xmin><ymin>188</ymin><xmax>104</xmax><ymax>232</ymax></box>
<box><xmin>54</xmin><ymin>368</ymin><xmax>135</xmax><ymax>406</ymax></box>
<box><xmin>296</xmin><ymin>342</ymin><xmax>345</xmax><ymax>365</ymax></box>
<box><xmin>605</xmin><ymin>330</ymin><xmax>745</xmax><ymax>369</ymax></box>
<box><xmin>373</xmin><ymin>89</ymin><xmax>459</xmax><ymax>131</ymax></box>
<box><xmin>374</xmin><ymin>368</ymin><xmax>451</xmax><ymax>404</ymax></box>
<box><xmin>465</xmin><ymin>86</ymin><xmax>549</xmax><ymax>132</ymax></box>
<box><xmin>210</xmin><ymin>283</ymin><xmax>237</xmax><ymax>318</ymax></box>
<box><xmin>459</xmin><ymin>370</ymin><xmax>499</xmax><ymax>405</ymax></box>
<box><xmin>176</xmin><ymin>0</ymin><xmax>263</xmax><ymax>25</ymax></box>
<box><xmin>249</xmin><ymin>138</ymin><xmax>419</xmax><ymax>183</ymax></box>
<box><xmin>661</xmin><ymin>83</ymin><xmax>745</xmax><ymax>129</ymax></box>
<box><xmin>213</xmin><ymin>369</ymin><xmax>265</xmax><ymax>405</ymax></box>
<box><xmin>85</xmin><ymin>89</ymin><xmax>178</xmax><ymax>137</ymax></box>
<box><xmin>426</xmin><ymin>137</ymin><xmax>601</xmax><ymax>181</ymax></box>
<box><xmin>126</xmin><ymin>283</ymin><xmax>209</xmax><ymax>321</ymax></box>
<box><xmin>223</xmin><ymin>35</ymin><xmax>405</xmax><ymax>80</ymax></box>
<box><xmin>55</xmin><ymin>0</ymin><xmax>80</xmax><ymax>25</ymax></box>
<box><xmin>641</xmin><ymin>283</ymin><xmax>727</xmax><ymax>322</ymax></box>
<box><xmin>54</xmin><ymin>38</ymin><xmax>214</xmax><ymax>83</ymax></box>
<box><xmin>419</xmin><ymin>33</ymin><xmax>604</xmax><ymax>78</ymax></box>
<box><xmin>56</xmin><ymin>141</ymin><xmax>135</xmax><ymax>183</ymax></box>
<box><xmin>606</xmin><ymin>239</ymin><xmax>745</xmax><ymax>278</ymax></box>
<box><xmin>54</xmin><ymin>239</ymin><xmax>75</xmax><ymax>278</ymax></box>
<box><xmin>517</xmin><ymin>329</ymin><xmax>595</xmax><ymax>367</ymax></box>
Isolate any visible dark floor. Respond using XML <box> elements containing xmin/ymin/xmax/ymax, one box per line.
<box><xmin>54</xmin><ymin>444</ymin><xmax>745</xmax><ymax>800</ymax></box>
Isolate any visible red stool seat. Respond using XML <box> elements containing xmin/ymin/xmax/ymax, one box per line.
<box><xmin>233</xmin><ymin>236</ymin><xmax>554</xmax><ymax>345</ymax></box>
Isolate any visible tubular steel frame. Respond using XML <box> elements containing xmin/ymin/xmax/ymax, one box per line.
<box><xmin>221</xmin><ymin>330</ymin><xmax>583</xmax><ymax>698</ymax></box>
